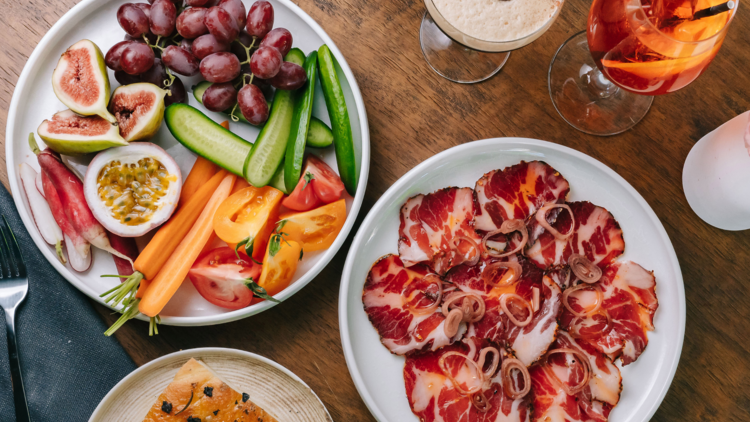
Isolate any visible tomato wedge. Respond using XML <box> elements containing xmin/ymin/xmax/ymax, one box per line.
<box><xmin>258</xmin><ymin>237</ymin><xmax>302</xmax><ymax>296</ymax></box>
<box><xmin>278</xmin><ymin>199</ymin><xmax>346</xmax><ymax>252</ymax></box>
<box><xmin>188</xmin><ymin>247</ymin><xmax>262</xmax><ymax>310</ymax></box>
<box><xmin>281</xmin><ymin>155</ymin><xmax>344</xmax><ymax>211</ymax></box>
<box><xmin>213</xmin><ymin>186</ymin><xmax>284</xmax><ymax>258</ymax></box>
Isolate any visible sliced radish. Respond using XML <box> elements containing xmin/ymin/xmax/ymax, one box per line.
<box><xmin>36</xmin><ymin>172</ymin><xmax>45</xmax><ymax>199</ymax></box>
<box><xmin>41</xmin><ymin>171</ymin><xmax>91</xmax><ymax>262</ymax></box>
<box><xmin>20</xmin><ymin>163</ymin><xmax>65</xmax><ymax>263</ymax></box>
<box><xmin>66</xmin><ymin>233</ymin><xmax>92</xmax><ymax>272</ymax></box>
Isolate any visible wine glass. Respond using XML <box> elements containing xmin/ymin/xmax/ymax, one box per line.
<box><xmin>421</xmin><ymin>0</ymin><xmax>565</xmax><ymax>84</ymax></box>
<box><xmin>548</xmin><ymin>0</ymin><xmax>737</xmax><ymax>136</ymax></box>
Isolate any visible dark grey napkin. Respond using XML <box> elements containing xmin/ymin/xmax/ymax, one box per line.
<box><xmin>0</xmin><ymin>183</ymin><xmax>136</xmax><ymax>420</ymax></box>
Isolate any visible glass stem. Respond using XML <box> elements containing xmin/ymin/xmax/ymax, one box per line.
<box><xmin>585</xmin><ymin>65</ymin><xmax>619</xmax><ymax>99</ymax></box>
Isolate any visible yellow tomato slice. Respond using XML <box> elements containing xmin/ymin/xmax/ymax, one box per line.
<box><xmin>278</xmin><ymin>199</ymin><xmax>347</xmax><ymax>252</ymax></box>
<box><xmin>213</xmin><ymin>186</ymin><xmax>283</xmax><ymax>245</ymax></box>
<box><xmin>258</xmin><ymin>239</ymin><xmax>302</xmax><ymax>296</ymax></box>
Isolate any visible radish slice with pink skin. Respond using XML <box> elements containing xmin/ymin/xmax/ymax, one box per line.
<box><xmin>35</xmin><ymin>172</ymin><xmax>45</xmax><ymax>199</ymax></box>
<box><xmin>65</xmin><ymin>233</ymin><xmax>92</xmax><ymax>272</ymax></box>
<box><xmin>41</xmin><ymin>170</ymin><xmax>91</xmax><ymax>263</ymax></box>
<box><xmin>29</xmin><ymin>134</ymin><xmax>133</xmax><ymax>267</ymax></box>
<box><xmin>107</xmin><ymin>232</ymin><xmax>139</xmax><ymax>280</ymax></box>
<box><xmin>20</xmin><ymin>163</ymin><xmax>65</xmax><ymax>263</ymax></box>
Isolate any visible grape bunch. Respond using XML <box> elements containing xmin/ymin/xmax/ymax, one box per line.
<box><xmin>105</xmin><ymin>0</ymin><xmax>306</xmax><ymax>125</ymax></box>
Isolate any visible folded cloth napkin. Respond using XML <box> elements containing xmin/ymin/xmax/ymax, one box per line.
<box><xmin>0</xmin><ymin>183</ymin><xmax>136</xmax><ymax>420</ymax></box>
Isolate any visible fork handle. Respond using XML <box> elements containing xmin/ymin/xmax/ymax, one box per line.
<box><xmin>5</xmin><ymin>308</ymin><xmax>30</xmax><ymax>422</ymax></box>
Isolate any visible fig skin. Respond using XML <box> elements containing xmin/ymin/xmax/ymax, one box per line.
<box><xmin>109</xmin><ymin>83</ymin><xmax>168</xmax><ymax>142</ymax></box>
<box><xmin>52</xmin><ymin>39</ymin><xmax>117</xmax><ymax>124</ymax></box>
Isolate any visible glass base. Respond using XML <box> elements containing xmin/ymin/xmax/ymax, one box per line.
<box><xmin>420</xmin><ymin>11</ymin><xmax>510</xmax><ymax>84</ymax></box>
<box><xmin>548</xmin><ymin>31</ymin><xmax>653</xmax><ymax>136</ymax></box>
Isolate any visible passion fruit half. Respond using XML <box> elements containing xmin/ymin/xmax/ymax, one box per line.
<box><xmin>109</xmin><ymin>82</ymin><xmax>168</xmax><ymax>142</ymax></box>
<box><xmin>37</xmin><ymin>109</ymin><xmax>128</xmax><ymax>155</ymax></box>
<box><xmin>83</xmin><ymin>143</ymin><xmax>182</xmax><ymax>237</ymax></box>
<box><xmin>52</xmin><ymin>39</ymin><xmax>116</xmax><ymax>124</ymax></box>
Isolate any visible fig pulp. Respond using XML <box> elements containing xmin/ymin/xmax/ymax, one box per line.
<box><xmin>37</xmin><ymin>110</ymin><xmax>128</xmax><ymax>155</ymax></box>
<box><xmin>52</xmin><ymin>40</ymin><xmax>117</xmax><ymax>124</ymax></box>
<box><xmin>109</xmin><ymin>83</ymin><xmax>167</xmax><ymax>142</ymax></box>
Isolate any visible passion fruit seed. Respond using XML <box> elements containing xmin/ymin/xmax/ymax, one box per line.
<box><xmin>97</xmin><ymin>157</ymin><xmax>175</xmax><ymax>226</ymax></box>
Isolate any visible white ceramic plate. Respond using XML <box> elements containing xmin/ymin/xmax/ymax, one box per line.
<box><xmin>339</xmin><ymin>138</ymin><xmax>685</xmax><ymax>422</ymax></box>
<box><xmin>89</xmin><ymin>348</ymin><xmax>331</xmax><ymax>421</ymax></box>
<box><xmin>6</xmin><ymin>0</ymin><xmax>369</xmax><ymax>325</ymax></box>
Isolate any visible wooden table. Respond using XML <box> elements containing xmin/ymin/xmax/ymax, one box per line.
<box><xmin>2</xmin><ymin>0</ymin><xmax>749</xmax><ymax>420</ymax></box>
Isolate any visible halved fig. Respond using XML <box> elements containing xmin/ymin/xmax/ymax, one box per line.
<box><xmin>52</xmin><ymin>39</ymin><xmax>117</xmax><ymax>124</ymax></box>
<box><xmin>37</xmin><ymin>110</ymin><xmax>128</xmax><ymax>155</ymax></box>
<box><xmin>109</xmin><ymin>83</ymin><xmax>167</xmax><ymax>142</ymax></box>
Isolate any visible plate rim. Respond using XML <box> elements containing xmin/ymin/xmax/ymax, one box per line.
<box><xmin>88</xmin><ymin>346</ymin><xmax>331</xmax><ymax>421</ymax></box>
<box><xmin>5</xmin><ymin>0</ymin><xmax>370</xmax><ymax>326</ymax></box>
<box><xmin>338</xmin><ymin>137</ymin><xmax>686</xmax><ymax>422</ymax></box>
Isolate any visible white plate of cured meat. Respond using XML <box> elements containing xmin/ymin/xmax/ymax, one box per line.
<box><xmin>339</xmin><ymin>138</ymin><xmax>685</xmax><ymax>422</ymax></box>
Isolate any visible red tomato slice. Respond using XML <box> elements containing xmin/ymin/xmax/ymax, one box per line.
<box><xmin>188</xmin><ymin>247</ymin><xmax>262</xmax><ymax>310</ymax></box>
<box><xmin>281</xmin><ymin>172</ymin><xmax>321</xmax><ymax>211</ymax></box>
<box><xmin>307</xmin><ymin>155</ymin><xmax>345</xmax><ymax>203</ymax></box>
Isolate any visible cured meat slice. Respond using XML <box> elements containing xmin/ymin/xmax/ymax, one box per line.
<box><xmin>363</xmin><ymin>254</ymin><xmax>463</xmax><ymax>355</ymax></box>
<box><xmin>529</xmin><ymin>331</ymin><xmax>621</xmax><ymax>422</ymax></box>
<box><xmin>526</xmin><ymin>201</ymin><xmax>625</xmax><ymax>270</ymax></box>
<box><xmin>404</xmin><ymin>338</ymin><xmax>531</xmax><ymax>422</ymax></box>
<box><xmin>474</xmin><ymin>161</ymin><xmax>570</xmax><ymax>232</ymax></box>
<box><xmin>399</xmin><ymin>187</ymin><xmax>482</xmax><ymax>275</ymax></box>
<box><xmin>445</xmin><ymin>258</ymin><xmax>562</xmax><ymax>366</ymax></box>
<box><xmin>560</xmin><ymin>261</ymin><xmax>658</xmax><ymax>365</ymax></box>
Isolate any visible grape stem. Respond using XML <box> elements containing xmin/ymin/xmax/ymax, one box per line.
<box><xmin>229</xmin><ymin>103</ymin><xmax>240</xmax><ymax>122</ymax></box>
<box><xmin>144</xmin><ymin>34</ymin><xmax>166</xmax><ymax>52</ymax></box>
<box><xmin>163</xmin><ymin>67</ymin><xmax>176</xmax><ymax>89</ymax></box>
<box><xmin>235</xmin><ymin>36</ymin><xmax>258</xmax><ymax>66</ymax></box>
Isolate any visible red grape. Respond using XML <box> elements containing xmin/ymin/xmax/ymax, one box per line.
<box><xmin>202</xmin><ymin>82</ymin><xmax>238</xmax><ymax>111</ymax></box>
<box><xmin>121</xmin><ymin>42</ymin><xmax>155</xmax><ymax>74</ymax></box>
<box><xmin>250</xmin><ymin>46</ymin><xmax>282</xmax><ymax>79</ymax></box>
<box><xmin>259</xmin><ymin>28</ymin><xmax>292</xmax><ymax>57</ymax></box>
<box><xmin>125</xmin><ymin>32</ymin><xmax>158</xmax><ymax>45</ymax></box>
<box><xmin>186</xmin><ymin>0</ymin><xmax>209</xmax><ymax>5</ymax></box>
<box><xmin>180</xmin><ymin>38</ymin><xmax>194</xmax><ymax>53</ymax></box>
<box><xmin>200</xmin><ymin>52</ymin><xmax>241</xmax><ymax>82</ymax></box>
<box><xmin>192</xmin><ymin>33</ymin><xmax>230</xmax><ymax>60</ymax></box>
<box><xmin>117</xmin><ymin>4</ymin><xmax>150</xmax><ymax>37</ymax></box>
<box><xmin>219</xmin><ymin>0</ymin><xmax>246</xmax><ymax>30</ymax></box>
<box><xmin>162</xmin><ymin>45</ymin><xmax>200</xmax><ymax>76</ymax></box>
<box><xmin>246</xmin><ymin>1</ymin><xmax>273</xmax><ymax>39</ymax></box>
<box><xmin>114</xmin><ymin>70</ymin><xmax>142</xmax><ymax>85</ymax></box>
<box><xmin>268</xmin><ymin>62</ymin><xmax>307</xmax><ymax>90</ymax></box>
<box><xmin>237</xmin><ymin>84</ymin><xmax>269</xmax><ymax>125</ymax></box>
<box><xmin>140</xmin><ymin>58</ymin><xmax>167</xmax><ymax>87</ymax></box>
<box><xmin>134</xmin><ymin>3</ymin><xmax>151</xmax><ymax>19</ymax></box>
<box><xmin>165</xmin><ymin>77</ymin><xmax>187</xmax><ymax>106</ymax></box>
<box><xmin>105</xmin><ymin>41</ymin><xmax>135</xmax><ymax>71</ymax></box>
<box><xmin>231</xmin><ymin>31</ymin><xmax>255</xmax><ymax>62</ymax></box>
<box><xmin>204</xmin><ymin>6</ymin><xmax>239</xmax><ymax>44</ymax></box>
<box><xmin>176</xmin><ymin>7</ymin><xmax>208</xmax><ymax>39</ymax></box>
<box><xmin>149</xmin><ymin>0</ymin><xmax>177</xmax><ymax>37</ymax></box>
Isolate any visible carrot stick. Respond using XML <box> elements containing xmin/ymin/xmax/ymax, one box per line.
<box><xmin>179</xmin><ymin>157</ymin><xmax>219</xmax><ymax>207</ymax></box>
<box><xmin>139</xmin><ymin>173</ymin><xmax>236</xmax><ymax>317</ymax></box>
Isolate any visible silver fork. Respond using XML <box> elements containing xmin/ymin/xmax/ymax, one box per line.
<box><xmin>0</xmin><ymin>215</ymin><xmax>30</xmax><ymax>422</ymax></box>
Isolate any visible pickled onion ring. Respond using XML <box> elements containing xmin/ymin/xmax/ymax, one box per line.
<box><xmin>401</xmin><ymin>274</ymin><xmax>443</xmax><ymax>316</ymax></box>
<box><xmin>481</xmin><ymin>261</ymin><xmax>523</xmax><ymax>288</ymax></box>
<box><xmin>441</xmin><ymin>292</ymin><xmax>485</xmax><ymax>323</ymax></box>
<box><xmin>477</xmin><ymin>347</ymin><xmax>500</xmax><ymax>379</ymax></box>
<box><xmin>501</xmin><ymin>358</ymin><xmax>531</xmax><ymax>399</ymax></box>
<box><xmin>569</xmin><ymin>253</ymin><xmax>602</xmax><ymax>283</ymax></box>
<box><xmin>542</xmin><ymin>348</ymin><xmax>591</xmax><ymax>396</ymax></box>
<box><xmin>453</xmin><ymin>236</ymin><xmax>481</xmax><ymax>267</ymax></box>
<box><xmin>536</xmin><ymin>204</ymin><xmax>575</xmax><ymax>241</ymax></box>
<box><xmin>500</xmin><ymin>294</ymin><xmax>533</xmax><ymax>327</ymax></box>
<box><xmin>471</xmin><ymin>392</ymin><xmax>491</xmax><ymax>412</ymax></box>
<box><xmin>483</xmin><ymin>219</ymin><xmax>528</xmax><ymax>258</ymax></box>
<box><xmin>562</xmin><ymin>283</ymin><xmax>602</xmax><ymax>317</ymax></box>
<box><xmin>443</xmin><ymin>308</ymin><xmax>464</xmax><ymax>338</ymax></box>
<box><xmin>438</xmin><ymin>352</ymin><xmax>485</xmax><ymax>396</ymax></box>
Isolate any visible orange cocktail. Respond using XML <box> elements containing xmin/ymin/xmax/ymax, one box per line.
<box><xmin>588</xmin><ymin>0</ymin><xmax>735</xmax><ymax>95</ymax></box>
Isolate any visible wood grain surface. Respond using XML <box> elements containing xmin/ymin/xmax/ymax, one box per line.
<box><xmin>1</xmin><ymin>0</ymin><xmax>749</xmax><ymax>421</ymax></box>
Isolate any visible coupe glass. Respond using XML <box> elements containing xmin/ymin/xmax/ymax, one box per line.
<box><xmin>421</xmin><ymin>0</ymin><xmax>565</xmax><ymax>84</ymax></box>
<box><xmin>548</xmin><ymin>0</ymin><xmax>737</xmax><ymax>135</ymax></box>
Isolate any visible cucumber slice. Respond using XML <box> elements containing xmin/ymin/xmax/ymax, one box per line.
<box><xmin>306</xmin><ymin>117</ymin><xmax>333</xmax><ymax>148</ymax></box>
<box><xmin>269</xmin><ymin>165</ymin><xmax>290</xmax><ymax>194</ymax></box>
<box><xmin>243</xmin><ymin>48</ymin><xmax>306</xmax><ymax>187</ymax></box>
<box><xmin>285</xmin><ymin>51</ymin><xmax>318</xmax><ymax>192</ymax></box>
<box><xmin>164</xmin><ymin>103</ymin><xmax>252</xmax><ymax>176</ymax></box>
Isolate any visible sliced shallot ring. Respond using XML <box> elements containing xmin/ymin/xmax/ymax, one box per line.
<box><xmin>536</xmin><ymin>203</ymin><xmax>575</xmax><ymax>241</ymax></box>
<box><xmin>477</xmin><ymin>347</ymin><xmax>500</xmax><ymax>379</ymax></box>
<box><xmin>501</xmin><ymin>358</ymin><xmax>531</xmax><ymax>399</ymax></box>
<box><xmin>568</xmin><ymin>253</ymin><xmax>602</xmax><ymax>283</ymax></box>
<box><xmin>500</xmin><ymin>294</ymin><xmax>533</xmax><ymax>327</ymax></box>
<box><xmin>441</xmin><ymin>292</ymin><xmax>486</xmax><ymax>323</ymax></box>
<box><xmin>443</xmin><ymin>308</ymin><xmax>464</xmax><ymax>338</ymax></box>
<box><xmin>438</xmin><ymin>352</ymin><xmax>484</xmax><ymax>396</ymax></box>
<box><xmin>562</xmin><ymin>283</ymin><xmax>602</xmax><ymax>318</ymax></box>
<box><xmin>569</xmin><ymin>311</ymin><xmax>613</xmax><ymax>340</ymax></box>
<box><xmin>543</xmin><ymin>348</ymin><xmax>591</xmax><ymax>396</ymax></box>
<box><xmin>481</xmin><ymin>261</ymin><xmax>523</xmax><ymax>288</ymax></box>
<box><xmin>483</xmin><ymin>219</ymin><xmax>528</xmax><ymax>258</ymax></box>
<box><xmin>402</xmin><ymin>274</ymin><xmax>443</xmax><ymax>316</ymax></box>
<box><xmin>532</xmin><ymin>287</ymin><xmax>540</xmax><ymax>313</ymax></box>
<box><xmin>471</xmin><ymin>392</ymin><xmax>491</xmax><ymax>413</ymax></box>
<box><xmin>453</xmin><ymin>236</ymin><xmax>481</xmax><ymax>267</ymax></box>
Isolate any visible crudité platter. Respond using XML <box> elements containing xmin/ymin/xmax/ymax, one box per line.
<box><xmin>340</xmin><ymin>139</ymin><xmax>685</xmax><ymax>422</ymax></box>
<box><xmin>5</xmin><ymin>0</ymin><xmax>370</xmax><ymax>332</ymax></box>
